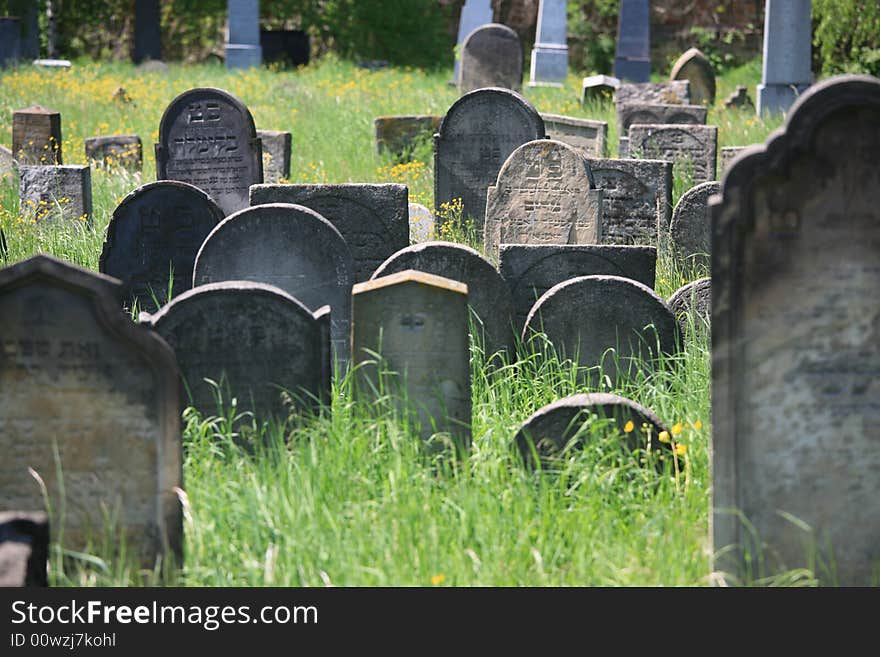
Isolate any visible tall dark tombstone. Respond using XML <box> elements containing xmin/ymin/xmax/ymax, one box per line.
<box><xmin>20</xmin><ymin>1</ymin><xmax>39</xmax><ymax>59</ymax></box>
<box><xmin>613</xmin><ymin>0</ymin><xmax>650</xmax><ymax>82</ymax></box>
<box><xmin>133</xmin><ymin>0</ymin><xmax>162</xmax><ymax>64</ymax></box>
<box><xmin>0</xmin><ymin>18</ymin><xmax>21</xmax><ymax>68</ymax></box>
<box><xmin>155</xmin><ymin>87</ymin><xmax>263</xmax><ymax>216</ymax></box>
<box><xmin>710</xmin><ymin>75</ymin><xmax>880</xmax><ymax>586</ymax></box>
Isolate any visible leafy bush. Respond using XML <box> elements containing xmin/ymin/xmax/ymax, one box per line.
<box><xmin>567</xmin><ymin>0</ymin><xmax>619</xmax><ymax>75</ymax></box>
<box><xmin>814</xmin><ymin>0</ymin><xmax>880</xmax><ymax>77</ymax></box>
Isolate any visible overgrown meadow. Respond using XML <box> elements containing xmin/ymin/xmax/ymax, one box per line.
<box><xmin>0</xmin><ymin>57</ymin><xmax>794</xmax><ymax>586</ymax></box>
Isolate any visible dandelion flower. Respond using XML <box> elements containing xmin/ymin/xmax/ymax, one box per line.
<box><xmin>623</xmin><ymin>420</ymin><xmax>634</xmax><ymax>433</ymax></box>
<box><xmin>658</xmin><ymin>430</ymin><xmax>671</xmax><ymax>443</ymax></box>
<box><xmin>431</xmin><ymin>573</ymin><xmax>446</xmax><ymax>585</ymax></box>
<box><xmin>671</xmin><ymin>423</ymin><xmax>683</xmax><ymax>436</ymax></box>
<box><xmin>674</xmin><ymin>443</ymin><xmax>687</xmax><ymax>456</ymax></box>
<box><xmin>692</xmin><ymin>420</ymin><xmax>702</xmax><ymax>430</ymax></box>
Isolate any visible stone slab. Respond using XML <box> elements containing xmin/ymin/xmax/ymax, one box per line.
<box><xmin>628</xmin><ymin>124</ymin><xmax>718</xmax><ymax>183</ymax></box>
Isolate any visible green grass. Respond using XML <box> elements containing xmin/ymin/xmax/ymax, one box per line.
<box><xmin>0</xmin><ymin>56</ymin><xmax>802</xmax><ymax>586</ymax></box>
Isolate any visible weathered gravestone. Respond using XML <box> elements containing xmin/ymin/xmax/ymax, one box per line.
<box><xmin>669</xmin><ymin>180</ymin><xmax>720</xmax><ymax>267</ymax></box>
<box><xmin>372</xmin><ymin>242</ymin><xmax>515</xmax><ymax>358</ymax></box>
<box><xmin>581</xmin><ymin>74</ymin><xmax>620</xmax><ymax>105</ymax></box>
<box><xmin>453</xmin><ymin>0</ymin><xmax>494</xmax><ymax>82</ymax></box>
<box><xmin>0</xmin><ymin>255</ymin><xmax>182</xmax><ymax>565</ymax></box>
<box><xmin>225</xmin><ymin>0</ymin><xmax>262</xmax><ymax>70</ymax></box>
<box><xmin>133</xmin><ymin>0</ymin><xmax>162</xmax><ymax>64</ymax></box>
<box><xmin>19</xmin><ymin>2</ymin><xmax>39</xmax><ymax>60</ymax></box>
<box><xmin>12</xmin><ymin>105</ymin><xmax>62</xmax><ymax>165</ymax></box>
<box><xmin>0</xmin><ymin>144</ymin><xmax>16</xmax><ymax>178</ymax></box>
<box><xmin>522</xmin><ymin>275</ymin><xmax>679</xmax><ymax>385</ymax></box>
<box><xmin>514</xmin><ymin>393</ymin><xmax>671</xmax><ymax>467</ymax></box>
<box><xmin>629</xmin><ymin>124</ymin><xmax>718</xmax><ymax>183</ymax></box>
<box><xmin>256</xmin><ymin>130</ymin><xmax>291</xmax><ymax>183</ymax></box>
<box><xmin>540</xmin><ymin>113</ymin><xmax>607</xmax><ymax>157</ymax></box>
<box><xmin>616</xmin><ymin>80</ymin><xmax>691</xmax><ymax>108</ymax></box>
<box><xmin>85</xmin><ymin>135</ymin><xmax>143</xmax><ymax>171</ymax></box>
<box><xmin>352</xmin><ymin>270</ymin><xmax>471</xmax><ymax>450</ymax></box>
<box><xmin>141</xmin><ymin>282</ymin><xmax>331</xmax><ymax>421</ymax></box>
<box><xmin>458</xmin><ymin>23</ymin><xmax>523</xmax><ymax>94</ymax></box>
<box><xmin>408</xmin><ymin>202</ymin><xmax>435</xmax><ymax>243</ymax></box>
<box><xmin>19</xmin><ymin>165</ymin><xmax>92</xmax><ymax>222</ymax></box>
<box><xmin>719</xmin><ymin>146</ymin><xmax>749</xmax><ymax>174</ymax></box>
<box><xmin>434</xmin><ymin>88</ymin><xmax>545</xmax><ymax>231</ymax></box>
<box><xmin>724</xmin><ymin>85</ymin><xmax>754</xmax><ymax>110</ymax></box>
<box><xmin>500</xmin><ymin>244</ymin><xmax>656</xmax><ymax>332</ymax></box>
<box><xmin>485</xmin><ymin>139</ymin><xmax>603</xmax><ymax>258</ymax></box>
<box><xmin>193</xmin><ymin>203</ymin><xmax>353</xmax><ymax>367</ymax></box>
<box><xmin>155</xmin><ymin>87</ymin><xmax>263</xmax><ymax>216</ymax></box>
<box><xmin>529</xmin><ymin>0</ymin><xmax>568</xmax><ymax>86</ymax></box>
<box><xmin>613</xmin><ymin>0</ymin><xmax>650</xmax><ymax>82</ymax></box>
<box><xmin>249</xmin><ymin>183</ymin><xmax>407</xmax><ymax>282</ymax></box>
<box><xmin>99</xmin><ymin>180</ymin><xmax>225</xmax><ymax>312</ymax></box>
<box><xmin>586</xmin><ymin>158</ymin><xmax>673</xmax><ymax>245</ymax></box>
<box><xmin>667</xmin><ymin>277</ymin><xmax>710</xmax><ymax>335</ymax></box>
<box><xmin>374</xmin><ymin>115</ymin><xmax>441</xmax><ymax>160</ymax></box>
<box><xmin>670</xmin><ymin>47</ymin><xmax>716</xmax><ymax>107</ymax></box>
<box><xmin>757</xmin><ymin>0</ymin><xmax>812</xmax><ymax>115</ymax></box>
<box><xmin>710</xmin><ymin>75</ymin><xmax>880</xmax><ymax>586</ymax></box>
<box><xmin>0</xmin><ymin>512</ymin><xmax>49</xmax><ymax>587</ymax></box>
<box><xmin>618</xmin><ymin>103</ymin><xmax>707</xmax><ymax>135</ymax></box>
<box><xmin>0</xmin><ymin>18</ymin><xmax>21</xmax><ymax>68</ymax></box>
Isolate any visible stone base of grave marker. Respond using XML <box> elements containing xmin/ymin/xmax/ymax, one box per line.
<box><xmin>225</xmin><ymin>44</ymin><xmax>262</xmax><ymax>70</ymax></box>
<box><xmin>529</xmin><ymin>45</ymin><xmax>568</xmax><ymax>87</ymax></box>
<box><xmin>757</xmin><ymin>82</ymin><xmax>811</xmax><ymax>116</ymax></box>
<box><xmin>19</xmin><ymin>165</ymin><xmax>92</xmax><ymax>223</ymax></box>
<box><xmin>0</xmin><ymin>512</ymin><xmax>49</xmax><ymax>587</ymax></box>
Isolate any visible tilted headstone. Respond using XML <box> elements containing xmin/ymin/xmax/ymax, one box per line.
<box><xmin>352</xmin><ymin>270</ymin><xmax>471</xmax><ymax>449</ymax></box>
<box><xmin>225</xmin><ymin>0</ymin><xmax>262</xmax><ymax>69</ymax></box>
<box><xmin>618</xmin><ymin>103</ymin><xmax>707</xmax><ymax>135</ymax></box>
<box><xmin>193</xmin><ymin>203</ymin><xmax>353</xmax><ymax>367</ymax></box>
<box><xmin>613</xmin><ymin>0</ymin><xmax>650</xmax><ymax>82</ymax></box>
<box><xmin>628</xmin><ymin>124</ymin><xmax>718</xmax><ymax>183</ymax></box>
<box><xmin>0</xmin><ymin>18</ymin><xmax>21</xmax><ymax>69</ymax></box>
<box><xmin>12</xmin><ymin>105</ymin><xmax>62</xmax><ymax>165</ymax></box>
<box><xmin>408</xmin><ymin>202</ymin><xmax>435</xmax><ymax>243</ymax></box>
<box><xmin>141</xmin><ymin>282</ymin><xmax>331</xmax><ymax>421</ymax></box>
<box><xmin>458</xmin><ymin>23</ymin><xmax>523</xmax><ymax>94</ymax></box>
<box><xmin>723</xmin><ymin>85</ymin><xmax>754</xmax><ymax>110</ymax></box>
<box><xmin>19</xmin><ymin>165</ymin><xmax>92</xmax><ymax>222</ymax></box>
<box><xmin>0</xmin><ymin>144</ymin><xmax>16</xmax><ymax>178</ymax></box>
<box><xmin>500</xmin><ymin>244</ymin><xmax>657</xmax><ymax>331</ymax></box>
<box><xmin>249</xmin><ymin>183</ymin><xmax>408</xmax><ymax>282</ymax></box>
<box><xmin>374</xmin><ymin>115</ymin><xmax>441</xmax><ymax>160</ymax></box>
<box><xmin>757</xmin><ymin>0</ymin><xmax>812</xmax><ymax>115</ymax></box>
<box><xmin>0</xmin><ymin>512</ymin><xmax>49</xmax><ymax>587</ymax></box>
<box><xmin>710</xmin><ymin>75</ymin><xmax>880</xmax><ymax>585</ymax></box>
<box><xmin>522</xmin><ymin>275</ymin><xmax>679</xmax><ymax>384</ymax></box>
<box><xmin>372</xmin><ymin>242</ymin><xmax>515</xmax><ymax>357</ymax></box>
<box><xmin>256</xmin><ymin>130</ymin><xmax>291</xmax><ymax>184</ymax></box>
<box><xmin>667</xmin><ymin>277</ymin><xmax>710</xmax><ymax>335</ymax></box>
<box><xmin>0</xmin><ymin>255</ymin><xmax>182</xmax><ymax>564</ymax></box>
<box><xmin>669</xmin><ymin>180</ymin><xmax>720</xmax><ymax>266</ymax></box>
<box><xmin>720</xmin><ymin>146</ymin><xmax>749</xmax><ymax>174</ymax></box>
<box><xmin>540</xmin><ymin>113</ymin><xmax>608</xmax><ymax>157</ymax></box>
<box><xmin>434</xmin><ymin>87</ymin><xmax>545</xmax><ymax>231</ymax></box>
<box><xmin>529</xmin><ymin>0</ymin><xmax>568</xmax><ymax>86</ymax></box>
<box><xmin>669</xmin><ymin>48</ymin><xmax>716</xmax><ymax>107</ymax></box>
<box><xmin>99</xmin><ymin>181</ymin><xmax>225</xmax><ymax>312</ymax></box>
<box><xmin>485</xmin><ymin>139</ymin><xmax>603</xmax><ymax>258</ymax></box>
<box><xmin>514</xmin><ymin>393</ymin><xmax>671</xmax><ymax>466</ymax></box>
<box><xmin>133</xmin><ymin>0</ymin><xmax>162</xmax><ymax>64</ymax></box>
<box><xmin>85</xmin><ymin>135</ymin><xmax>143</xmax><ymax>171</ymax></box>
<box><xmin>616</xmin><ymin>81</ymin><xmax>691</xmax><ymax>108</ymax></box>
<box><xmin>587</xmin><ymin>158</ymin><xmax>673</xmax><ymax>245</ymax></box>
<box><xmin>581</xmin><ymin>74</ymin><xmax>620</xmax><ymax>105</ymax></box>
<box><xmin>155</xmin><ymin>87</ymin><xmax>263</xmax><ymax>216</ymax></box>
<box><xmin>453</xmin><ymin>0</ymin><xmax>494</xmax><ymax>82</ymax></box>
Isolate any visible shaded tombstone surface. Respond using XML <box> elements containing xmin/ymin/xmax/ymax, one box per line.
<box><xmin>615</xmin><ymin>81</ymin><xmax>691</xmax><ymax>108</ymax></box>
<box><xmin>0</xmin><ymin>255</ymin><xmax>182</xmax><ymax>565</ymax></box>
<box><xmin>540</xmin><ymin>113</ymin><xmax>608</xmax><ymax>157</ymax></box>
<box><xmin>669</xmin><ymin>48</ymin><xmax>716</xmax><ymax>107</ymax></box>
<box><xmin>613</xmin><ymin>0</ymin><xmax>650</xmax><ymax>82</ymax></box>
<box><xmin>0</xmin><ymin>512</ymin><xmax>49</xmax><ymax>587</ymax></box>
<box><xmin>586</xmin><ymin>158</ymin><xmax>673</xmax><ymax>245</ymax></box>
<box><xmin>500</xmin><ymin>244</ymin><xmax>657</xmax><ymax>332</ymax></box>
<box><xmin>249</xmin><ymin>183</ymin><xmax>408</xmax><ymax>283</ymax></box>
<box><xmin>12</xmin><ymin>105</ymin><xmax>62</xmax><ymax>165</ymax></box>
<box><xmin>85</xmin><ymin>135</ymin><xmax>143</xmax><ymax>171</ymax></box>
<box><xmin>617</xmin><ymin>103</ymin><xmax>707</xmax><ymax>134</ymax></box>
<box><xmin>628</xmin><ymin>124</ymin><xmax>718</xmax><ymax>183</ymax></box>
<box><xmin>99</xmin><ymin>181</ymin><xmax>225</xmax><ymax>313</ymax></box>
<box><xmin>514</xmin><ymin>393</ymin><xmax>671</xmax><ymax>466</ymax></box>
<box><xmin>724</xmin><ymin>85</ymin><xmax>754</xmax><ymax>110</ymax></box>
<box><xmin>155</xmin><ymin>87</ymin><xmax>263</xmax><ymax>216</ymax></box>
<box><xmin>408</xmin><ymin>202</ymin><xmax>435</xmax><ymax>243</ymax></box>
<box><xmin>434</xmin><ymin>87</ymin><xmax>545</xmax><ymax>231</ymax></box>
<box><xmin>667</xmin><ymin>277</ymin><xmax>710</xmax><ymax>336</ymax></box>
<box><xmin>141</xmin><ymin>282</ymin><xmax>331</xmax><ymax>422</ymax></box>
<box><xmin>193</xmin><ymin>203</ymin><xmax>353</xmax><ymax>367</ymax></box>
<box><xmin>581</xmin><ymin>74</ymin><xmax>620</xmax><ymax>105</ymax></box>
<box><xmin>458</xmin><ymin>23</ymin><xmax>523</xmax><ymax>94</ymax></box>
<box><xmin>669</xmin><ymin>180</ymin><xmax>720</xmax><ymax>266</ymax></box>
<box><xmin>720</xmin><ymin>146</ymin><xmax>749</xmax><ymax>174</ymax></box>
<box><xmin>352</xmin><ymin>270</ymin><xmax>471</xmax><ymax>450</ymax></box>
<box><xmin>256</xmin><ymin>130</ymin><xmax>291</xmax><ymax>183</ymax></box>
<box><xmin>374</xmin><ymin>115</ymin><xmax>441</xmax><ymax>160</ymax></box>
<box><xmin>522</xmin><ymin>275</ymin><xmax>679</xmax><ymax>385</ymax></box>
<box><xmin>710</xmin><ymin>75</ymin><xmax>880</xmax><ymax>586</ymax></box>
<box><xmin>372</xmin><ymin>241</ymin><xmax>515</xmax><ymax>358</ymax></box>
<box><xmin>485</xmin><ymin>139</ymin><xmax>603</xmax><ymax>258</ymax></box>
<box><xmin>19</xmin><ymin>165</ymin><xmax>92</xmax><ymax>223</ymax></box>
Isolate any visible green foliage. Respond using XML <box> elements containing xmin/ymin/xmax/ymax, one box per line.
<box><xmin>814</xmin><ymin>0</ymin><xmax>880</xmax><ymax>77</ymax></box>
<box><xmin>566</xmin><ymin>0</ymin><xmax>620</xmax><ymax>75</ymax></box>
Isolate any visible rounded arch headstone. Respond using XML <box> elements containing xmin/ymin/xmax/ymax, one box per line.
<box><xmin>670</xmin><ymin>47</ymin><xmax>716</xmax><ymax>107</ymax></box>
<box><xmin>669</xmin><ymin>180</ymin><xmax>720</xmax><ymax>268</ymax></box>
<box><xmin>667</xmin><ymin>277</ymin><xmax>710</xmax><ymax>335</ymax></box>
<box><xmin>458</xmin><ymin>23</ymin><xmax>523</xmax><ymax>94</ymax></box>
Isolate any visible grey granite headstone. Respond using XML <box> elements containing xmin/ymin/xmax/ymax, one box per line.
<box><xmin>540</xmin><ymin>113</ymin><xmax>608</xmax><ymax>157</ymax></box>
<box><xmin>99</xmin><ymin>181</ymin><xmax>225</xmax><ymax>312</ymax></box>
<box><xmin>193</xmin><ymin>203</ymin><xmax>353</xmax><ymax>367</ymax></box>
<box><xmin>352</xmin><ymin>270</ymin><xmax>471</xmax><ymax>450</ymax></box>
<box><xmin>710</xmin><ymin>75</ymin><xmax>880</xmax><ymax>586</ymax></box>
<box><xmin>249</xmin><ymin>183</ymin><xmax>408</xmax><ymax>282</ymax></box>
<box><xmin>723</xmin><ymin>85</ymin><xmax>754</xmax><ymax>110</ymax></box>
<box><xmin>581</xmin><ymin>74</ymin><xmax>620</xmax><ymax>105</ymax></box>
<box><xmin>500</xmin><ymin>243</ymin><xmax>657</xmax><ymax>332</ymax></box>
<box><xmin>12</xmin><ymin>105</ymin><xmax>62</xmax><ymax>165</ymax></box>
<box><xmin>458</xmin><ymin>23</ymin><xmax>523</xmax><ymax>94</ymax></box>
<box><xmin>225</xmin><ymin>0</ymin><xmax>262</xmax><ymax>69</ymax></box>
<box><xmin>0</xmin><ymin>18</ymin><xmax>21</xmax><ymax>69</ymax></box>
<box><xmin>453</xmin><ymin>0</ymin><xmax>494</xmax><ymax>82</ymax></box>
<box><xmin>19</xmin><ymin>165</ymin><xmax>92</xmax><ymax>223</ymax></box>
<box><xmin>141</xmin><ymin>282</ymin><xmax>331</xmax><ymax>421</ymax></box>
<box><xmin>434</xmin><ymin>87</ymin><xmax>545</xmax><ymax>231</ymax></box>
<box><xmin>0</xmin><ymin>512</ymin><xmax>49</xmax><ymax>587</ymax></box>
<box><xmin>613</xmin><ymin>0</ymin><xmax>650</xmax><ymax>82</ymax></box>
<box><xmin>719</xmin><ymin>146</ymin><xmax>749</xmax><ymax>174</ymax></box>
<box><xmin>256</xmin><ymin>130</ymin><xmax>291</xmax><ymax>183</ymax></box>
<box><xmin>372</xmin><ymin>241</ymin><xmax>515</xmax><ymax>358</ymax></box>
<box><xmin>669</xmin><ymin>180</ymin><xmax>720</xmax><ymax>267</ymax></box>
<box><xmin>485</xmin><ymin>139</ymin><xmax>603</xmax><ymax>258</ymax></box>
<box><xmin>0</xmin><ymin>255</ymin><xmax>182</xmax><ymax>565</ymax></box>
<box><xmin>408</xmin><ymin>202</ymin><xmax>435</xmax><ymax>243</ymax></box>
<box><xmin>616</xmin><ymin>80</ymin><xmax>691</xmax><ymax>108</ymax></box>
<box><xmin>374</xmin><ymin>115</ymin><xmax>441</xmax><ymax>160</ymax></box>
<box><xmin>85</xmin><ymin>134</ymin><xmax>143</xmax><ymax>171</ymax></box>
<box><xmin>628</xmin><ymin>124</ymin><xmax>718</xmax><ymax>183</ymax></box>
<box><xmin>757</xmin><ymin>0</ymin><xmax>812</xmax><ymax>115</ymax></box>
<box><xmin>587</xmin><ymin>158</ymin><xmax>673</xmax><ymax>245</ymax></box>
<box><xmin>669</xmin><ymin>48</ymin><xmax>716</xmax><ymax>106</ymax></box>
<box><xmin>522</xmin><ymin>274</ymin><xmax>679</xmax><ymax>385</ymax></box>
<box><xmin>667</xmin><ymin>277</ymin><xmax>710</xmax><ymax>335</ymax></box>
<box><xmin>529</xmin><ymin>0</ymin><xmax>568</xmax><ymax>86</ymax></box>
<box><xmin>155</xmin><ymin>87</ymin><xmax>263</xmax><ymax>216</ymax></box>
<box><xmin>618</xmin><ymin>103</ymin><xmax>707</xmax><ymax>134</ymax></box>
<box><xmin>133</xmin><ymin>0</ymin><xmax>162</xmax><ymax>64</ymax></box>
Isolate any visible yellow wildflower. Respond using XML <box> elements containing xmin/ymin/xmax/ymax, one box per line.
<box><xmin>658</xmin><ymin>430</ymin><xmax>671</xmax><ymax>443</ymax></box>
<box><xmin>623</xmin><ymin>420</ymin><xmax>634</xmax><ymax>433</ymax></box>
<box><xmin>431</xmin><ymin>573</ymin><xmax>446</xmax><ymax>585</ymax></box>
<box><xmin>671</xmin><ymin>423</ymin><xmax>683</xmax><ymax>436</ymax></box>
<box><xmin>674</xmin><ymin>443</ymin><xmax>687</xmax><ymax>456</ymax></box>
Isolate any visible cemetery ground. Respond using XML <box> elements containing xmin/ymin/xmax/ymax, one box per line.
<box><xmin>0</xmin><ymin>57</ymin><xmax>797</xmax><ymax>587</ymax></box>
